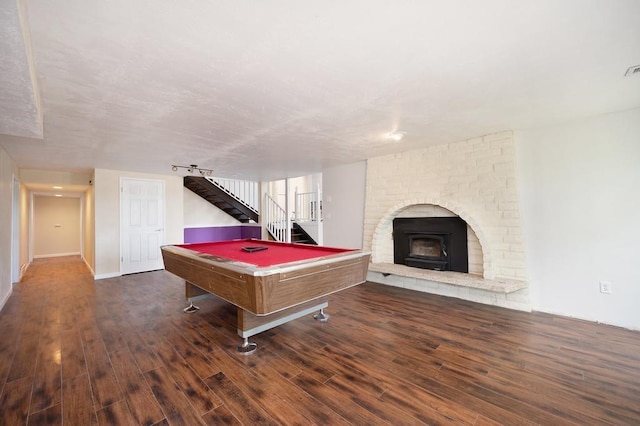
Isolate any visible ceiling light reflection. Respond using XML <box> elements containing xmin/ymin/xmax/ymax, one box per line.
<box><xmin>387</xmin><ymin>131</ymin><xmax>405</xmax><ymax>141</ymax></box>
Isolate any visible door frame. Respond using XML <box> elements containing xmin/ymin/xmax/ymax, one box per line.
<box><xmin>11</xmin><ymin>176</ymin><xmax>20</xmax><ymax>284</ymax></box>
<box><xmin>119</xmin><ymin>177</ymin><xmax>166</xmax><ymax>275</ymax></box>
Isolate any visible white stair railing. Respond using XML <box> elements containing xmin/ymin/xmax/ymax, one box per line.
<box><xmin>205</xmin><ymin>177</ymin><xmax>259</xmax><ymax>213</ymax></box>
<box><xmin>264</xmin><ymin>193</ymin><xmax>287</xmax><ymax>242</ymax></box>
<box><xmin>295</xmin><ymin>189</ymin><xmax>322</xmax><ymax>222</ymax></box>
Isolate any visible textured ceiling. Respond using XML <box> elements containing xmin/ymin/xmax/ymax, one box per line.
<box><xmin>0</xmin><ymin>0</ymin><xmax>42</xmax><ymax>139</ymax></box>
<box><xmin>1</xmin><ymin>0</ymin><xmax>640</xmax><ymax>182</ymax></box>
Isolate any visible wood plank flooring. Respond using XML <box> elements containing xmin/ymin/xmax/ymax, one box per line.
<box><xmin>1</xmin><ymin>255</ymin><xmax>639</xmax><ymax>425</ymax></box>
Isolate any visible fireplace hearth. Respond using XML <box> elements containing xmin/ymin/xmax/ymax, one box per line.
<box><xmin>393</xmin><ymin>217</ymin><xmax>468</xmax><ymax>272</ymax></box>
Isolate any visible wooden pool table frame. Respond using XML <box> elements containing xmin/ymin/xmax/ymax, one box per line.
<box><xmin>161</xmin><ymin>242</ymin><xmax>370</xmax><ymax>353</ymax></box>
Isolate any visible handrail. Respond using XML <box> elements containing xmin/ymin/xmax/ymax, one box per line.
<box><xmin>264</xmin><ymin>193</ymin><xmax>287</xmax><ymax>242</ymax></box>
<box><xmin>205</xmin><ymin>177</ymin><xmax>259</xmax><ymax>213</ymax></box>
<box><xmin>295</xmin><ymin>191</ymin><xmax>322</xmax><ymax>222</ymax></box>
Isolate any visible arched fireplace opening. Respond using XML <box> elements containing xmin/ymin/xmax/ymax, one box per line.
<box><xmin>370</xmin><ymin>202</ymin><xmax>488</xmax><ymax>277</ymax></box>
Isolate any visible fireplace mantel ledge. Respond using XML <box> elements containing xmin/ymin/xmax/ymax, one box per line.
<box><xmin>368</xmin><ymin>263</ymin><xmax>527</xmax><ymax>293</ymax></box>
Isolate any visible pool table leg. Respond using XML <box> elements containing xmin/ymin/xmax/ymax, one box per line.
<box><xmin>184</xmin><ymin>281</ymin><xmax>206</xmax><ymax>313</ymax></box>
<box><xmin>183</xmin><ymin>300</ymin><xmax>200</xmax><ymax>313</ymax></box>
<box><xmin>314</xmin><ymin>308</ymin><xmax>329</xmax><ymax>322</ymax></box>
<box><xmin>236</xmin><ymin>338</ymin><xmax>257</xmax><ymax>355</ymax></box>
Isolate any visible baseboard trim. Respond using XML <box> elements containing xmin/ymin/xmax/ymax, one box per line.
<box><xmin>0</xmin><ymin>286</ymin><xmax>13</xmax><ymax>313</ymax></box>
<box><xmin>83</xmin><ymin>258</ymin><xmax>95</xmax><ymax>276</ymax></box>
<box><xmin>33</xmin><ymin>252</ymin><xmax>81</xmax><ymax>259</ymax></box>
<box><xmin>20</xmin><ymin>263</ymin><xmax>30</xmax><ymax>281</ymax></box>
<box><xmin>94</xmin><ymin>272</ymin><xmax>121</xmax><ymax>280</ymax></box>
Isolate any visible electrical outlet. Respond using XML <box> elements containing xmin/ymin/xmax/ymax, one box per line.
<box><xmin>599</xmin><ymin>281</ymin><xmax>612</xmax><ymax>294</ymax></box>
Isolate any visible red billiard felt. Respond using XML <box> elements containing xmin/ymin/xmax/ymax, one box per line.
<box><xmin>176</xmin><ymin>239</ymin><xmax>355</xmax><ymax>267</ymax></box>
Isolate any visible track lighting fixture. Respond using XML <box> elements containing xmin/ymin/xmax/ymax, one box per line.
<box><xmin>171</xmin><ymin>164</ymin><xmax>213</xmax><ymax>176</ymax></box>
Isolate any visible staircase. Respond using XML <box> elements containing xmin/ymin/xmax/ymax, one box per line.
<box><xmin>184</xmin><ymin>176</ymin><xmax>259</xmax><ymax>223</ymax></box>
<box><xmin>184</xmin><ymin>175</ymin><xmax>321</xmax><ymax>244</ymax></box>
<box><xmin>291</xmin><ymin>222</ymin><xmax>317</xmax><ymax>245</ymax></box>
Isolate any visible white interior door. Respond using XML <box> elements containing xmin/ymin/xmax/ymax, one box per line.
<box><xmin>121</xmin><ymin>178</ymin><xmax>165</xmax><ymax>274</ymax></box>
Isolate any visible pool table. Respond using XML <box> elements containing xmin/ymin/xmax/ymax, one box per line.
<box><xmin>161</xmin><ymin>239</ymin><xmax>370</xmax><ymax>353</ymax></box>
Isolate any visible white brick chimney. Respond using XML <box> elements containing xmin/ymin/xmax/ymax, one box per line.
<box><xmin>364</xmin><ymin>131</ymin><xmax>530</xmax><ymax>310</ymax></box>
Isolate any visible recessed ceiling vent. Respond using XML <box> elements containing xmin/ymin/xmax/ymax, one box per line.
<box><xmin>624</xmin><ymin>64</ymin><xmax>640</xmax><ymax>77</ymax></box>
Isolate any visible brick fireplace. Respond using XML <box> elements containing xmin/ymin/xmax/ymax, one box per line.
<box><xmin>363</xmin><ymin>131</ymin><xmax>530</xmax><ymax>311</ymax></box>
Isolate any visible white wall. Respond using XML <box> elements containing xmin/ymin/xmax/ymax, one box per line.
<box><xmin>183</xmin><ymin>188</ymin><xmax>240</xmax><ymax>227</ymax></box>
<box><xmin>33</xmin><ymin>195</ymin><xmax>81</xmax><ymax>257</ymax></box>
<box><xmin>0</xmin><ymin>145</ymin><xmax>18</xmax><ymax>310</ymax></box>
<box><xmin>19</xmin><ymin>183</ymin><xmax>30</xmax><ymax>274</ymax></box>
<box><xmin>94</xmin><ymin>169</ymin><xmax>184</xmax><ymax>278</ymax></box>
<box><xmin>20</xmin><ymin>169</ymin><xmax>92</xmax><ymax>186</ymax></box>
<box><xmin>83</xmin><ymin>181</ymin><xmax>95</xmax><ymax>274</ymax></box>
<box><xmin>322</xmin><ymin>161</ymin><xmax>366</xmax><ymax>249</ymax></box>
<box><xmin>516</xmin><ymin>108</ymin><xmax>640</xmax><ymax>329</ymax></box>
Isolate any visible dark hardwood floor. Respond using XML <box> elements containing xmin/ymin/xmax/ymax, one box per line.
<box><xmin>1</xmin><ymin>256</ymin><xmax>639</xmax><ymax>425</ymax></box>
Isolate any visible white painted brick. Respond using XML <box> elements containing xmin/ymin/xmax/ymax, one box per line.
<box><xmin>488</xmin><ymin>139</ymin><xmax>511</xmax><ymax>151</ymax></box>
<box><xmin>502</xmin><ymin>210</ymin><xmax>521</xmax><ymax>219</ymax></box>
<box><xmin>495</xmin><ymin>299</ymin><xmax>531</xmax><ymax>312</ymax></box>
<box><xmin>497</xmin><ymin>201</ymin><xmax>520</xmax><ymax>211</ymax></box>
<box><xmin>499</xmin><ymin>220</ymin><xmax>523</xmax><ymax>229</ymax></box>
<box><xmin>468</xmin><ymin>265</ymin><xmax>483</xmax><ymax>275</ymax></box>
<box><xmin>506</xmin><ymin>288</ymin><xmax>530</xmax><ymax>303</ymax></box>
<box><xmin>499</xmin><ymin>193</ymin><xmax>521</xmax><ymax>202</ymax></box>
<box><xmin>507</xmin><ymin>244</ymin><xmax>525</xmax><ymax>253</ymax></box>
<box><xmin>467</xmin><ymin>163</ymin><xmax>493</xmax><ymax>175</ymax></box>
<box><xmin>515</xmin><ymin>269</ymin><xmax>528</xmax><ymax>279</ymax></box>
<box><xmin>446</xmin><ymin>138</ymin><xmax>473</xmax><ymax>151</ymax></box>
<box><xmin>483</xmin><ymin>203</ymin><xmax>499</xmax><ymax>211</ymax></box>
<box><xmin>365</xmin><ymin>131</ymin><xmax>528</xmax><ymax>309</ymax></box>
<box><xmin>467</xmin><ymin>289</ymin><xmax>498</xmax><ymax>305</ymax></box>
<box><xmin>493</xmin><ymin>162</ymin><xmax>515</xmax><ymax>174</ymax></box>
<box><xmin>447</xmin><ymin>174</ymin><xmax>472</xmax><ymax>185</ymax></box>
<box><xmin>496</xmin><ymin>267</ymin><xmax>518</xmax><ymax>278</ymax></box>
<box><xmin>492</xmin><ymin>242</ymin><xmax>511</xmax><ymax>252</ymax></box>
<box><xmin>501</xmin><ymin>145</ymin><xmax>515</xmax><ymax>158</ymax></box>
<box><xmin>504</xmin><ymin>252</ymin><xmax>526</xmax><ymax>269</ymax></box>
<box><xmin>482</xmin><ymin>131</ymin><xmax>513</xmax><ymax>143</ymax></box>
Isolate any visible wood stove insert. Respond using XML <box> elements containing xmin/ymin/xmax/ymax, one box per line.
<box><xmin>393</xmin><ymin>217</ymin><xmax>468</xmax><ymax>272</ymax></box>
